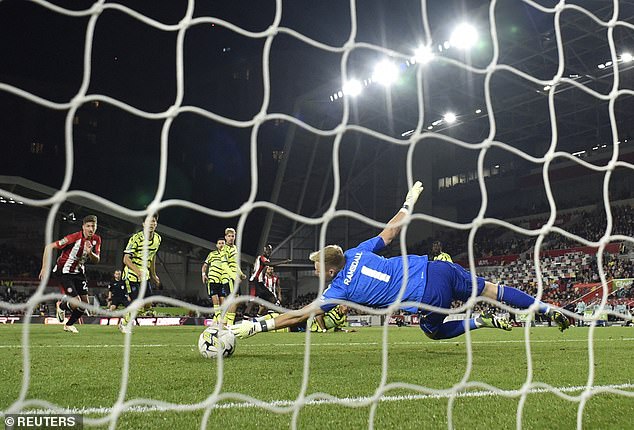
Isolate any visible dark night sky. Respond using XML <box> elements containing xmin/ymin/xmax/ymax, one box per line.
<box><xmin>3</xmin><ymin>0</ymin><xmax>627</xmax><ymax>253</ymax></box>
<box><xmin>0</xmin><ymin>0</ymin><xmax>462</xmax><ymax>253</ymax></box>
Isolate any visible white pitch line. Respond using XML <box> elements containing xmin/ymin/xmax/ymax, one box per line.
<box><xmin>3</xmin><ymin>383</ymin><xmax>633</xmax><ymax>417</ymax></box>
<box><xmin>0</xmin><ymin>337</ymin><xmax>633</xmax><ymax>349</ymax></box>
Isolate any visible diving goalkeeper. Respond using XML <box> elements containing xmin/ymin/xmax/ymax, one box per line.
<box><xmin>231</xmin><ymin>181</ymin><xmax>570</xmax><ymax>340</ymax></box>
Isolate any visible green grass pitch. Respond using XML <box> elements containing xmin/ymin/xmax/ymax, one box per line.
<box><xmin>1</xmin><ymin>324</ymin><xmax>633</xmax><ymax>429</ymax></box>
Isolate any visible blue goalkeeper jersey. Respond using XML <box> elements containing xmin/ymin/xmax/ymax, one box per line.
<box><xmin>319</xmin><ymin>236</ymin><xmax>428</xmax><ymax>313</ymax></box>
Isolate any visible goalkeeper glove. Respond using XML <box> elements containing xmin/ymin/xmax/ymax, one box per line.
<box><xmin>402</xmin><ymin>181</ymin><xmax>424</xmax><ymax>213</ymax></box>
<box><xmin>230</xmin><ymin>321</ymin><xmax>259</xmax><ymax>339</ymax></box>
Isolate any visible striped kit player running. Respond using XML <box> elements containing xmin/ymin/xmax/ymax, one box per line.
<box><xmin>39</xmin><ymin>215</ymin><xmax>101</xmax><ymax>334</ymax></box>
<box><xmin>247</xmin><ymin>245</ymin><xmax>290</xmax><ymax>317</ymax></box>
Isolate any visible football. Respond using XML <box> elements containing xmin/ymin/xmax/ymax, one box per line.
<box><xmin>198</xmin><ymin>326</ymin><xmax>236</xmax><ymax>359</ymax></box>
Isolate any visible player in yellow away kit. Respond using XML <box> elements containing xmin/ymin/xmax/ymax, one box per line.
<box><xmin>202</xmin><ymin>238</ymin><xmax>227</xmax><ymax>320</ymax></box>
<box><xmin>120</xmin><ymin>214</ymin><xmax>161</xmax><ymax>333</ymax></box>
<box><xmin>220</xmin><ymin>227</ymin><xmax>246</xmax><ymax>325</ymax></box>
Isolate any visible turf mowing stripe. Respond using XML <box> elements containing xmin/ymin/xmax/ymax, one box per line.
<box><xmin>4</xmin><ymin>382</ymin><xmax>633</xmax><ymax>416</ymax></box>
<box><xmin>1</xmin><ymin>337</ymin><xmax>634</xmax><ymax>349</ymax></box>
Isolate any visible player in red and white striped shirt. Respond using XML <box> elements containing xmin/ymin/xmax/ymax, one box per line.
<box><xmin>264</xmin><ymin>266</ymin><xmax>281</xmax><ymax>298</ymax></box>
<box><xmin>39</xmin><ymin>215</ymin><xmax>101</xmax><ymax>333</ymax></box>
<box><xmin>248</xmin><ymin>245</ymin><xmax>290</xmax><ymax>317</ymax></box>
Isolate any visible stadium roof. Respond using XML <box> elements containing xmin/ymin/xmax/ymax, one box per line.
<box><xmin>0</xmin><ymin>175</ymin><xmax>254</xmax><ymax>263</ymax></box>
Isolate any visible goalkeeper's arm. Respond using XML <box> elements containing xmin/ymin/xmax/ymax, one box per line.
<box><xmin>232</xmin><ymin>303</ymin><xmax>324</xmax><ymax>339</ymax></box>
<box><xmin>379</xmin><ymin>181</ymin><xmax>423</xmax><ymax>246</ymax></box>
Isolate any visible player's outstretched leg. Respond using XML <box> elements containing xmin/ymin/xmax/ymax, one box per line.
<box><xmin>420</xmin><ymin>312</ymin><xmax>511</xmax><ymax>340</ymax></box>
<box><xmin>489</xmin><ymin>283</ymin><xmax>570</xmax><ymax>332</ymax></box>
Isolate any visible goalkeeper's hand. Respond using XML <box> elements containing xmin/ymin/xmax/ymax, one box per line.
<box><xmin>230</xmin><ymin>321</ymin><xmax>261</xmax><ymax>339</ymax></box>
<box><xmin>402</xmin><ymin>181</ymin><xmax>423</xmax><ymax>212</ymax></box>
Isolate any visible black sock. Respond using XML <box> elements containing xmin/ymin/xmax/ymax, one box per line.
<box><xmin>61</xmin><ymin>302</ymin><xmax>72</xmax><ymax>312</ymax></box>
<box><xmin>66</xmin><ymin>308</ymin><xmax>84</xmax><ymax>326</ymax></box>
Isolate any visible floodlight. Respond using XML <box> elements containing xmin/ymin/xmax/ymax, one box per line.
<box><xmin>475</xmin><ymin>109</ymin><xmax>482</xmax><ymax>114</ymax></box>
<box><xmin>622</xmin><ymin>52</ymin><xmax>633</xmax><ymax>63</ymax></box>
<box><xmin>449</xmin><ymin>23</ymin><xmax>478</xmax><ymax>50</ymax></box>
<box><xmin>342</xmin><ymin>79</ymin><xmax>363</xmax><ymax>97</ymax></box>
<box><xmin>598</xmin><ymin>63</ymin><xmax>606</xmax><ymax>69</ymax></box>
<box><xmin>372</xmin><ymin>60</ymin><xmax>399</xmax><ymax>86</ymax></box>
<box><xmin>413</xmin><ymin>46</ymin><xmax>434</xmax><ymax>65</ymax></box>
<box><xmin>443</xmin><ymin>112</ymin><xmax>457</xmax><ymax>124</ymax></box>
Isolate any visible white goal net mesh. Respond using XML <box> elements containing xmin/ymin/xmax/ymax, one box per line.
<box><xmin>1</xmin><ymin>0</ymin><xmax>634</xmax><ymax>429</ymax></box>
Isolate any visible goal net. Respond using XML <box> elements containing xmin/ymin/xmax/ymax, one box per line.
<box><xmin>1</xmin><ymin>0</ymin><xmax>633</xmax><ymax>429</ymax></box>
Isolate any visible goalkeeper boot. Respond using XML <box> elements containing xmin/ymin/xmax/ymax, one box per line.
<box><xmin>478</xmin><ymin>312</ymin><xmax>512</xmax><ymax>331</ymax></box>
<box><xmin>551</xmin><ymin>310</ymin><xmax>571</xmax><ymax>332</ymax></box>
<box><xmin>55</xmin><ymin>301</ymin><xmax>65</xmax><ymax>323</ymax></box>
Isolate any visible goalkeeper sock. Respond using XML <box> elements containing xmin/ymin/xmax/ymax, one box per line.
<box><xmin>430</xmin><ymin>320</ymin><xmax>476</xmax><ymax>339</ymax></box>
<box><xmin>225</xmin><ymin>312</ymin><xmax>236</xmax><ymax>325</ymax></box>
<box><xmin>497</xmin><ymin>285</ymin><xmax>549</xmax><ymax>314</ymax></box>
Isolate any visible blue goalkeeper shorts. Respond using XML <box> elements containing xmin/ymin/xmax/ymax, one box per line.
<box><xmin>419</xmin><ymin>261</ymin><xmax>485</xmax><ymax>335</ymax></box>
